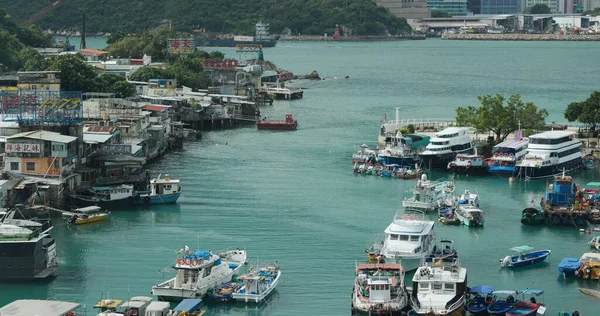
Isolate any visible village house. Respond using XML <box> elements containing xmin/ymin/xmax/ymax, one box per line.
<box><xmin>16</xmin><ymin>71</ymin><xmax>61</xmax><ymax>91</ymax></box>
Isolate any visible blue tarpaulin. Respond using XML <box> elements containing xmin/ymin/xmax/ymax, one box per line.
<box><xmin>173</xmin><ymin>299</ymin><xmax>203</xmax><ymax>312</ymax></box>
<box><xmin>470</xmin><ymin>286</ymin><xmax>494</xmax><ymax>294</ymax></box>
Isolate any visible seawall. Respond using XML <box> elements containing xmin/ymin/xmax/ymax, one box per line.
<box><xmin>279</xmin><ymin>35</ymin><xmax>426</xmax><ymax>42</ymax></box>
<box><xmin>442</xmin><ymin>33</ymin><xmax>600</xmax><ymax>41</ymax></box>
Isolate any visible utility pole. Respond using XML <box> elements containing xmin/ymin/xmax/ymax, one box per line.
<box><xmin>80</xmin><ymin>13</ymin><xmax>87</xmax><ymax>50</ymax></box>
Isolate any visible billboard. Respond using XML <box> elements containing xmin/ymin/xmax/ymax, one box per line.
<box><xmin>1</xmin><ymin>90</ymin><xmax>83</xmax><ymax>124</ymax></box>
<box><xmin>5</xmin><ymin>143</ymin><xmax>41</xmax><ymax>153</ymax></box>
<box><xmin>235</xmin><ymin>44</ymin><xmax>262</xmax><ymax>52</ymax></box>
<box><xmin>168</xmin><ymin>38</ymin><xmax>195</xmax><ymax>55</ymax></box>
<box><xmin>203</xmin><ymin>59</ymin><xmax>238</xmax><ymax>70</ymax></box>
<box><xmin>102</xmin><ymin>144</ymin><xmax>132</xmax><ymax>154</ymax></box>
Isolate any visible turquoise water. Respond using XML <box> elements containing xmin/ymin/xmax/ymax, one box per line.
<box><xmin>3</xmin><ymin>40</ymin><xmax>600</xmax><ymax>314</ymax></box>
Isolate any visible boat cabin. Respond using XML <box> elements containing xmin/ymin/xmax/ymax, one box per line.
<box><xmin>368</xmin><ymin>277</ymin><xmax>393</xmax><ymax>303</ymax></box>
<box><xmin>381</xmin><ymin>212</ymin><xmax>435</xmax><ymax>260</ymax></box>
<box><xmin>93</xmin><ymin>184</ymin><xmax>135</xmax><ymax>201</ymax></box>
<box><xmin>73</xmin><ymin>206</ymin><xmax>103</xmax><ymax>216</ymax></box>
<box><xmin>144</xmin><ymin>301</ymin><xmax>171</xmax><ymax>316</ymax></box>
<box><xmin>545</xmin><ymin>175</ymin><xmax>576</xmax><ymax>206</ymax></box>
<box><xmin>119</xmin><ymin>296</ymin><xmax>153</xmax><ymax>316</ymax></box>
<box><xmin>411</xmin><ymin>260</ymin><xmax>467</xmax><ymax>315</ymax></box>
<box><xmin>150</xmin><ymin>174</ymin><xmax>181</xmax><ymax>196</ymax></box>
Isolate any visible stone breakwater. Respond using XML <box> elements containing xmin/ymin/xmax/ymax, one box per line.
<box><xmin>442</xmin><ymin>33</ymin><xmax>600</xmax><ymax>41</ymax></box>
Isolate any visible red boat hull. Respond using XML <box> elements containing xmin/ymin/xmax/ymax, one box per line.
<box><xmin>256</xmin><ymin>122</ymin><xmax>298</xmax><ymax>130</ymax></box>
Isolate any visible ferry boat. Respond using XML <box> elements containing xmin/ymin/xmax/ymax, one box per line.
<box><xmin>378</xmin><ymin>132</ymin><xmax>430</xmax><ymax>166</ymax></box>
<box><xmin>367</xmin><ymin>211</ymin><xmax>436</xmax><ymax>272</ymax></box>
<box><xmin>402</xmin><ymin>174</ymin><xmax>454</xmax><ymax>212</ymax></box>
<box><xmin>152</xmin><ymin>246</ymin><xmax>247</xmax><ymax>301</ymax></box>
<box><xmin>0</xmin><ymin>210</ymin><xmax>57</xmax><ymax>279</ymax></box>
<box><xmin>446</xmin><ymin>151</ymin><xmax>488</xmax><ymax>174</ymax></box>
<box><xmin>135</xmin><ymin>174</ymin><xmax>181</xmax><ymax>205</ymax></box>
<box><xmin>73</xmin><ymin>184</ymin><xmax>138</xmax><ymax>209</ymax></box>
<box><xmin>352</xmin><ymin>263</ymin><xmax>410</xmax><ymax>315</ymax></box>
<box><xmin>410</xmin><ymin>257</ymin><xmax>467</xmax><ymax>316</ymax></box>
<box><xmin>232</xmin><ymin>264</ymin><xmax>281</xmax><ymax>303</ymax></box>
<box><xmin>419</xmin><ymin>127</ymin><xmax>474</xmax><ymax>170</ymax></box>
<box><xmin>256</xmin><ymin>114</ymin><xmax>298</xmax><ymax>130</ymax></box>
<box><xmin>541</xmin><ymin>174</ymin><xmax>588</xmax><ymax>226</ymax></box>
<box><xmin>517</xmin><ymin>131</ymin><xmax>582</xmax><ymax>179</ymax></box>
<box><xmin>488</xmin><ymin>136</ymin><xmax>529</xmax><ymax>176</ymax></box>
<box><xmin>65</xmin><ymin>206</ymin><xmax>109</xmax><ymax>225</ymax></box>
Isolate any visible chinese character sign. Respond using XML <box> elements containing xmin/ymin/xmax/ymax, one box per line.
<box><xmin>202</xmin><ymin>59</ymin><xmax>238</xmax><ymax>69</ymax></box>
<box><xmin>1</xmin><ymin>90</ymin><xmax>83</xmax><ymax>124</ymax></box>
<box><xmin>102</xmin><ymin>144</ymin><xmax>132</xmax><ymax>154</ymax></box>
<box><xmin>5</xmin><ymin>143</ymin><xmax>41</xmax><ymax>153</ymax></box>
<box><xmin>168</xmin><ymin>38</ymin><xmax>195</xmax><ymax>55</ymax></box>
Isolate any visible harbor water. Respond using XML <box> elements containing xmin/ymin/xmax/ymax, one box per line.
<box><xmin>2</xmin><ymin>39</ymin><xmax>600</xmax><ymax>314</ymax></box>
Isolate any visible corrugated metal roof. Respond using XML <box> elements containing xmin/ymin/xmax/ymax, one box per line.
<box><xmin>84</xmin><ymin>126</ymin><xmax>117</xmax><ymax>134</ymax></box>
<box><xmin>0</xmin><ymin>299</ymin><xmax>80</xmax><ymax>316</ymax></box>
<box><xmin>80</xmin><ymin>48</ymin><xmax>109</xmax><ymax>55</ymax></box>
<box><xmin>494</xmin><ymin>137</ymin><xmax>529</xmax><ymax>149</ymax></box>
<box><xmin>142</xmin><ymin>105</ymin><xmax>170</xmax><ymax>112</ymax></box>
<box><xmin>8</xmin><ymin>130</ymin><xmax>77</xmax><ymax>143</ymax></box>
<box><xmin>83</xmin><ymin>133</ymin><xmax>114</xmax><ymax>144</ymax></box>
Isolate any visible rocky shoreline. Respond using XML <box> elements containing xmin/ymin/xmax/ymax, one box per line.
<box><xmin>442</xmin><ymin>33</ymin><xmax>600</xmax><ymax>41</ymax></box>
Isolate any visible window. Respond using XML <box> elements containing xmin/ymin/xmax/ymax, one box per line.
<box><xmin>10</xmin><ymin>162</ymin><xmax>18</xmax><ymax>171</ymax></box>
<box><xmin>433</xmin><ymin>282</ymin><xmax>442</xmax><ymax>290</ymax></box>
<box><xmin>26</xmin><ymin>162</ymin><xmax>35</xmax><ymax>171</ymax></box>
<box><xmin>31</xmin><ymin>84</ymin><xmax>37</xmax><ymax>90</ymax></box>
<box><xmin>410</xmin><ymin>235</ymin><xmax>420</xmax><ymax>242</ymax></box>
<box><xmin>400</xmin><ymin>235</ymin><xmax>409</xmax><ymax>241</ymax></box>
<box><xmin>419</xmin><ymin>283</ymin><xmax>429</xmax><ymax>291</ymax></box>
<box><xmin>444</xmin><ymin>283</ymin><xmax>455</xmax><ymax>292</ymax></box>
<box><xmin>390</xmin><ymin>234</ymin><xmax>399</xmax><ymax>241</ymax></box>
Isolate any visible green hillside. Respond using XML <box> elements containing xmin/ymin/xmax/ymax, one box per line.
<box><xmin>0</xmin><ymin>0</ymin><xmax>411</xmax><ymax>36</ymax></box>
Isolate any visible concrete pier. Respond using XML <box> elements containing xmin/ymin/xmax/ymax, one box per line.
<box><xmin>442</xmin><ymin>33</ymin><xmax>600</xmax><ymax>41</ymax></box>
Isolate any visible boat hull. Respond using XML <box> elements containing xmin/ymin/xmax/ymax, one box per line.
<box><xmin>456</xmin><ymin>211</ymin><xmax>484</xmax><ymax>227</ymax></box>
<box><xmin>232</xmin><ymin>271</ymin><xmax>280</xmax><ymax>303</ymax></box>
<box><xmin>195</xmin><ymin>39</ymin><xmax>276</xmax><ymax>47</ymax></box>
<box><xmin>506</xmin><ymin>302</ymin><xmax>539</xmax><ymax>316</ymax></box>
<box><xmin>558</xmin><ymin>258</ymin><xmax>581</xmax><ymax>277</ymax></box>
<box><xmin>448</xmin><ymin>165</ymin><xmax>488</xmax><ymax>175</ymax></box>
<box><xmin>72</xmin><ymin>196</ymin><xmax>136</xmax><ymax>210</ymax></box>
<box><xmin>420</xmin><ymin>152</ymin><xmax>456</xmax><ymax>170</ymax></box>
<box><xmin>75</xmin><ymin>214</ymin><xmax>108</xmax><ymax>225</ymax></box>
<box><xmin>488</xmin><ymin>165</ymin><xmax>518</xmax><ymax>176</ymax></box>
<box><xmin>546</xmin><ymin>211</ymin><xmax>588</xmax><ymax>226</ymax></box>
<box><xmin>379</xmin><ymin>156</ymin><xmax>419</xmax><ymax>166</ymax></box>
<box><xmin>135</xmin><ymin>192</ymin><xmax>181</xmax><ymax>205</ymax></box>
<box><xmin>256</xmin><ymin>122</ymin><xmax>297</xmax><ymax>130</ymax></box>
<box><xmin>518</xmin><ymin>158</ymin><xmax>582</xmax><ymax>179</ymax></box>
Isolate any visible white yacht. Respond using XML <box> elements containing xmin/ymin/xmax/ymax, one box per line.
<box><xmin>368</xmin><ymin>211</ymin><xmax>436</xmax><ymax>272</ymax></box>
<box><xmin>402</xmin><ymin>174</ymin><xmax>455</xmax><ymax>212</ymax></box>
<box><xmin>488</xmin><ymin>136</ymin><xmax>529</xmax><ymax>176</ymax></box>
<box><xmin>419</xmin><ymin>127</ymin><xmax>474</xmax><ymax>170</ymax></box>
<box><xmin>352</xmin><ymin>262</ymin><xmax>410</xmax><ymax>315</ymax></box>
<box><xmin>410</xmin><ymin>258</ymin><xmax>467</xmax><ymax>316</ymax></box>
<box><xmin>517</xmin><ymin>131</ymin><xmax>582</xmax><ymax>179</ymax></box>
<box><xmin>152</xmin><ymin>247</ymin><xmax>247</xmax><ymax>301</ymax></box>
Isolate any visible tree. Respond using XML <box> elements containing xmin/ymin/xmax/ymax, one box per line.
<box><xmin>564</xmin><ymin>91</ymin><xmax>600</xmax><ymax>124</ymax></box>
<box><xmin>431</xmin><ymin>10</ymin><xmax>451</xmax><ymax>18</ymax></box>
<box><xmin>0</xmin><ymin>29</ymin><xmax>19</xmax><ymax>71</ymax></box>
<box><xmin>106</xmin><ymin>30</ymin><xmax>126</xmax><ymax>45</ymax></box>
<box><xmin>47</xmin><ymin>53</ymin><xmax>97</xmax><ymax>91</ymax></box>
<box><xmin>456</xmin><ymin>94</ymin><xmax>549</xmax><ymax>143</ymax></box>
<box><xmin>529</xmin><ymin>4</ymin><xmax>551</xmax><ymax>14</ymax></box>
<box><xmin>17</xmin><ymin>48</ymin><xmax>48</xmax><ymax>71</ymax></box>
<box><xmin>92</xmin><ymin>73</ymin><xmax>134</xmax><ymax>98</ymax></box>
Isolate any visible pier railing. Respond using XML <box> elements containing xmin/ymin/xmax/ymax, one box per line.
<box><xmin>382</xmin><ymin>118</ymin><xmax>457</xmax><ymax>131</ymax></box>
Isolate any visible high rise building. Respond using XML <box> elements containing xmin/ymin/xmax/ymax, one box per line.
<box><xmin>376</xmin><ymin>0</ymin><xmax>431</xmax><ymax>20</ymax></box>
<box><xmin>558</xmin><ymin>0</ymin><xmax>574</xmax><ymax>12</ymax></box>
<box><xmin>481</xmin><ymin>0</ymin><xmax>521</xmax><ymax>13</ymax></box>
<box><xmin>428</xmin><ymin>0</ymin><xmax>470</xmax><ymax>15</ymax></box>
<box><xmin>468</xmin><ymin>0</ymin><xmax>482</xmax><ymax>13</ymax></box>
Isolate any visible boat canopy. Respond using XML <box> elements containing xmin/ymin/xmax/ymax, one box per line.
<box><xmin>74</xmin><ymin>206</ymin><xmax>102</xmax><ymax>213</ymax></box>
<box><xmin>493</xmin><ymin>290</ymin><xmax>517</xmax><ymax>295</ymax></box>
<box><xmin>493</xmin><ymin>138</ymin><xmax>529</xmax><ymax>150</ymax></box>
<box><xmin>470</xmin><ymin>285</ymin><xmax>494</xmax><ymax>294</ymax></box>
<box><xmin>94</xmin><ymin>299</ymin><xmax>123</xmax><ymax>309</ymax></box>
<box><xmin>586</xmin><ymin>182</ymin><xmax>600</xmax><ymax>187</ymax></box>
<box><xmin>173</xmin><ymin>299</ymin><xmax>203</xmax><ymax>312</ymax></box>
<box><xmin>518</xmin><ymin>289</ymin><xmax>544</xmax><ymax>295</ymax></box>
<box><xmin>510</xmin><ymin>245</ymin><xmax>534</xmax><ymax>253</ymax></box>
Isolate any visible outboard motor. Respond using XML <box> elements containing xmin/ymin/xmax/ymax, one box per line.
<box><xmin>501</xmin><ymin>256</ymin><xmax>512</xmax><ymax>267</ymax></box>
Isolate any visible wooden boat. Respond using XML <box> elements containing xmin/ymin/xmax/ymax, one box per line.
<box><xmin>466</xmin><ymin>285</ymin><xmax>494</xmax><ymax>315</ymax></box>
<box><xmin>583</xmin><ymin>159</ymin><xmax>596</xmax><ymax>170</ymax></box>
<box><xmin>521</xmin><ymin>207</ymin><xmax>546</xmax><ymax>226</ymax></box>
<box><xmin>500</xmin><ymin>245</ymin><xmax>551</xmax><ymax>268</ymax></box>
<box><xmin>73</xmin><ymin>184</ymin><xmax>138</xmax><ymax>210</ymax></box>
<box><xmin>506</xmin><ymin>289</ymin><xmax>545</xmax><ymax>316</ymax></box>
<box><xmin>542</xmin><ymin>175</ymin><xmax>588</xmax><ymax>226</ymax></box>
<box><xmin>487</xmin><ymin>290</ymin><xmax>518</xmax><ymax>315</ymax></box>
<box><xmin>232</xmin><ymin>264</ymin><xmax>281</xmax><ymax>303</ymax></box>
<box><xmin>256</xmin><ymin>114</ymin><xmax>298</xmax><ymax>130</ymax></box>
<box><xmin>578</xmin><ymin>287</ymin><xmax>600</xmax><ymax>299</ymax></box>
<box><xmin>65</xmin><ymin>206</ymin><xmax>109</xmax><ymax>225</ymax></box>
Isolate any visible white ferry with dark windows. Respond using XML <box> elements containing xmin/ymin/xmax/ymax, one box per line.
<box><xmin>516</xmin><ymin>131</ymin><xmax>582</xmax><ymax>179</ymax></box>
<box><xmin>419</xmin><ymin>127</ymin><xmax>474</xmax><ymax>170</ymax></box>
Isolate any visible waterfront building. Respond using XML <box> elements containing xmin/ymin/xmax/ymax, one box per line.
<box><xmin>79</xmin><ymin>48</ymin><xmax>109</xmax><ymax>62</ymax></box>
<box><xmin>428</xmin><ymin>0</ymin><xmax>469</xmax><ymax>15</ymax></box>
<box><xmin>553</xmin><ymin>15</ymin><xmax>591</xmax><ymax>29</ymax></box>
<box><xmin>4</xmin><ymin>130</ymin><xmax>78</xmax><ymax>178</ymax></box>
<box><xmin>468</xmin><ymin>0</ymin><xmax>482</xmax><ymax>13</ymax></box>
<box><xmin>376</xmin><ymin>0</ymin><xmax>431</xmax><ymax>20</ymax></box>
<box><xmin>16</xmin><ymin>71</ymin><xmax>61</xmax><ymax>91</ymax></box>
<box><xmin>525</xmin><ymin>0</ymin><xmax>559</xmax><ymax>12</ymax></box>
<box><xmin>481</xmin><ymin>0</ymin><xmax>521</xmax><ymax>14</ymax></box>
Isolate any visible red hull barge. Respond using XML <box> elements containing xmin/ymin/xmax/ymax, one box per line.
<box><xmin>257</xmin><ymin>114</ymin><xmax>298</xmax><ymax>131</ymax></box>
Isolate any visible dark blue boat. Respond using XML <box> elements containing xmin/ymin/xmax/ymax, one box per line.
<box><xmin>500</xmin><ymin>246</ymin><xmax>551</xmax><ymax>268</ymax></box>
<box><xmin>558</xmin><ymin>257</ymin><xmax>582</xmax><ymax>277</ymax></box>
<box><xmin>467</xmin><ymin>285</ymin><xmax>495</xmax><ymax>315</ymax></box>
<box><xmin>487</xmin><ymin>290</ymin><xmax>519</xmax><ymax>315</ymax></box>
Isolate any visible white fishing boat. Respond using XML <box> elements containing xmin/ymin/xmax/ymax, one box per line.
<box><xmin>367</xmin><ymin>211</ymin><xmax>436</xmax><ymax>272</ymax></box>
<box><xmin>232</xmin><ymin>264</ymin><xmax>281</xmax><ymax>303</ymax></box>
<box><xmin>352</xmin><ymin>263</ymin><xmax>410</xmax><ymax>315</ymax></box>
<box><xmin>410</xmin><ymin>258</ymin><xmax>467</xmax><ymax>316</ymax></box>
<box><xmin>455</xmin><ymin>190</ymin><xmax>484</xmax><ymax>226</ymax></box>
<box><xmin>402</xmin><ymin>174</ymin><xmax>455</xmax><ymax>212</ymax></box>
<box><xmin>152</xmin><ymin>246</ymin><xmax>247</xmax><ymax>301</ymax></box>
<box><xmin>352</xmin><ymin>144</ymin><xmax>379</xmax><ymax>164</ymax></box>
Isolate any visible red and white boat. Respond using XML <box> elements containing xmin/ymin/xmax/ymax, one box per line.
<box><xmin>257</xmin><ymin>114</ymin><xmax>298</xmax><ymax>131</ymax></box>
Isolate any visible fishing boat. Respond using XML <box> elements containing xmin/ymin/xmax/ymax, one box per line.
<box><xmin>96</xmin><ymin>296</ymin><xmax>153</xmax><ymax>316</ymax></box>
<box><xmin>521</xmin><ymin>208</ymin><xmax>546</xmax><ymax>226</ymax></box>
<box><xmin>256</xmin><ymin>114</ymin><xmax>298</xmax><ymax>130</ymax></box>
<box><xmin>447</xmin><ymin>150</ymin><xmax>489</xmax><ymax>175</ymax></box>
<box><xmin>583</xmin><ymin>156</ymin><xmax>596</xmax><ymax>170</ymax></box>
<box><xmin>402</xmin><ymin>174</ymin><xmax>454</xmax><ymax>212</ymax></box>
<box><xmin>575</xmin><ymin>260</ymin><xmax>600</xmax><ymax>280</ymax></box>
<box><xmin>64</xmin><ymin>206</ymin><xmax>109</xmax><ymax>225</ymax></box>
<box><xmin>466</xmin><ymin>286</ymin><xmax>495</xmax><ymax>315</ymax></box>
<box><xmin>541</xmin><ymin>174</ymin><xmax>588</xmax><ymax>226</ymax></box>
<box><xmin>168</xmin><ymin>299</ymin><xmax>206</xmax><ymax>316</ymax></box>
<box><xmin>135</xmin><ymin>174</ymin><xmax>181</xmax><ymax>205</ymax></box>
<box><xmin>578</xmin><ymin>288</ymin><xmax>600</xmax><ymax>299</ymax></box>
<box><xmin>366</xmin><ymin>211</ymin><xmax>436</xmax><ymax>272</ymax></box>
<box><xmin>378</xmin><ymin>131</ymin><xmax>429</xmax><ymax>166</ymax></box>
<box><xmin>73</xmin><ymin>184</ymin><xmax>138</xmax><ymax>209</ymax></box>
<box><xmin>488</xmin><ymin>134</ymin><xmax>529</xmax><ymax>176</ymax></box>
<box><xmin>210</xmin><ymin>279</ymin><xmax>241</xmax><ymax>302</ymax></box>
<box><xmin>352</xmin><ymin>144</ymin><xmax>379</xmax><ymax>164</ymax></box>
<box><xmin>500</xmin><ymin>246</ymin><xmax>551</xmax><ymax>268</ymax></box>
<box><xmin>589</xmin><ymin>235</ymin><xmax>600</xmax><ymax>249</ymax></box>
<box><xmin>458</xmin><ymin>190</ymin><xmax>479</xmax><ymax>207</ymax></box>
<box><xmin>352</xmin><ymin>263</ymin><xmax>410</xmax><ymax>316</ymax></box>
<box><xmin>456</xmin><ymin>206</ymin><xmax>484</xmax><ymax>227</ymax></box>
<box><xmin>410</xmin><ymin>257</ymin><xmax>467</xmax><ymax>316</ymax></box>
<box><xmin>438</xmin><ymin>205</ymin><xmax>461</xmax><ymax>225</ymax></box>
<box><xmin>232</xmin><ymin>264</ymin><xmax>281</xmax><ymax>303</ymax></box>
<box><xmin>487</xmin><ymin>290</ymin><xmax>519</xmax><ymax>315</ymax></box>
<box><xmin>152</xmin><ymin>246</ymin><xmax>247</xmax><ymax>301</ymax></box>
<box><xmin>588</xmin><ymin>209</ymin><xmax>600</xmax><ymax>225</ymax></box>
<box><xmin>506</xmin><ymin>289</ymin><xmax>546</xmax><ymax>316</ymax></box>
